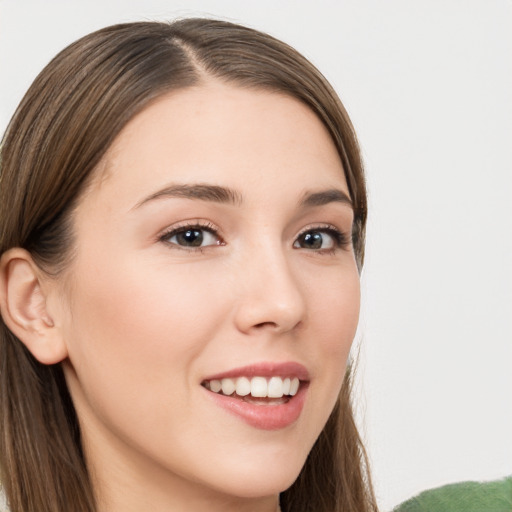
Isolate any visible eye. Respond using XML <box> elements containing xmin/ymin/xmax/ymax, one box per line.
<box><xmin>293</xmin><ymin>227</ymin><xmax>349</xmax><ymax>251</ymax></box>
<box><xmin>160</xmin><ymin>223</ymin><xmax>222</xmax><ymax>249</ymax></box>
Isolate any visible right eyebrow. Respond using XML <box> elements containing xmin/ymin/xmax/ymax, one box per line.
<box><xmin>132</xmin><ymin>183</ymin><xmax>243</xmax><ymax>210</ymax></box>
<box><xmin>298</xmin><ymin>188</ymin><xmax>353</xmax><ymax>209</ymax></box>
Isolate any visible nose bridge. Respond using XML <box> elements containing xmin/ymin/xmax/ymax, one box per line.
<box><xmin>234</xmin><ymin>236</ymin><xmax>306</xmax><ymax>334</ymax></box>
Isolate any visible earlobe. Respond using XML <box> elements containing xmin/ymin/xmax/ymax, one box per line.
<box><xmin>0</xmin><ymin>248</ymin><xmax>68</xmax><ymax>365</ymax></box>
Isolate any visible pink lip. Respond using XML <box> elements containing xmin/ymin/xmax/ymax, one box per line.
<box><xmin>201</xmin><ymin>361</ymin><xmax>310</xmax><ymax>430</ymax></box>
<box><xmin>202</xmin><ymin>361</ymin><xmax>310</xmax><ymax>381</ymax></box>
<box><xmin>203</xmin><ymin>383</ymin><xmax>308</xmax><ymax>430</ymax></box>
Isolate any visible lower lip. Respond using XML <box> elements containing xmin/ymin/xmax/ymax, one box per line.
<box><xmin>203</xmin><ymin>384</ymin><xmax>308</xmax><ymax>430</ymax></box>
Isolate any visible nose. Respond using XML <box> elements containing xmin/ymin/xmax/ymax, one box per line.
<box><xmin>233</xmin><ymin>245</ymin><xmax>306</xmax><ymax>335</ymax></box>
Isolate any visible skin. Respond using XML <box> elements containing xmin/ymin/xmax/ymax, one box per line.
<box><xmin>27</xmin><ymin>82</ymin><xmax>360</xmax><ymax>511</ymax></box>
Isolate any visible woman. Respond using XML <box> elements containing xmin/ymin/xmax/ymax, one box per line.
<box><xmin>0</xmin><ymin>19</ymin><xmax>377</xmax><ymax>512</ymax></box>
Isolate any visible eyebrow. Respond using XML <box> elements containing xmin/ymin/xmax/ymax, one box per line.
<box><xmin>134</xmin><ymin>183</ymin><xmax>352</xmax><ymax>210</ymax></box>
<box><xmin>298</xmin><ymin>189</ymin><xmax>353</xmax><ymax>209</ymax></box>
<box><xmin>134</xmin><ymin>183</ymin><xmax>243</xmax><ymax>209</ymax></box>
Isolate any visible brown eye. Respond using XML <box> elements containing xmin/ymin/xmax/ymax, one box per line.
<box><xmin>294</xmin><ymin>230</ymin><xmax>335</xmax><ymax>250</ymax></box>
<box><xmin>163</xmin><ymin>225</ymin><xmax>221</xmax><ymax>248</ymax></box>
<box><xmin>174</xmin><ymin>229</ymin><xmax>204</xmax><ymax>247</ymax></box>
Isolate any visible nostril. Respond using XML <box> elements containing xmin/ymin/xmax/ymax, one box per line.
<box><xmin>254</xmin><ymin>321</ymin><xmax>278</xmax><ymax>329</ymax></box>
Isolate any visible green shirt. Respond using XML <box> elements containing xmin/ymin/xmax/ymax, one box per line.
<box><xmin>393</xmin><ymin>476</ymin><xmax>512</xmax><ymax>512</ymax></box>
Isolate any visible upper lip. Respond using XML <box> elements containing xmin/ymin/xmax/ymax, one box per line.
<box><xmin>202</xmin><ymin>361</ymin><xmax>310</xmax><ymax>382</ymax></box>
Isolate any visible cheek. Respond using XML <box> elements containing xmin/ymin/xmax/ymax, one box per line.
<box><xmin>308</xmin><ymin>265</ymin><xmax>360</xmax><ymax>357</ymax></box>
<box><xmin>299</xmin><ymin>264</ymin><xmax>360</xmax><ymax>431</ymax></box>
<box><xmin>69</xmin><ymin>252</ymin><xmax>227</xmax><ymax>345</ymax></box>
<box><xmin>61</xmin><ymin>255</ymin><xmax>230</xmax><ymax>425</ymax></box>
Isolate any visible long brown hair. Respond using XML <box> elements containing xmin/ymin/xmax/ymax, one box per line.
<box><xmin>0</xmin><ymin>19</ymin><xmax>377</xmax><ymax>512</ymax></box>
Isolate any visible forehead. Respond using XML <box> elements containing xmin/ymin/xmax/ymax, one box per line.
<box><xmin>89</xmin><ymin>81</ymin><xmax>349</xmax><ymax>208</ymax></box>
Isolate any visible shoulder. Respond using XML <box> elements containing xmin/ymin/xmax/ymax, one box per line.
<box><xmin>393</xmin><ymin>476</ymin><xmax>512</xmax><ymax>512</ymax></box>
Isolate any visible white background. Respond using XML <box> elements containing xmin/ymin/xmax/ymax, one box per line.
<box><xmin>0</xmin><ymin>1</ymin><xmax>511</xmax><ymax>510</ymax></box>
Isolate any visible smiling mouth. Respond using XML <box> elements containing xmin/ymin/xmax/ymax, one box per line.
<box><xmin>202</xmin><ymin>376</ymin><xmax>301</xmax><ymax>405</ymax></box>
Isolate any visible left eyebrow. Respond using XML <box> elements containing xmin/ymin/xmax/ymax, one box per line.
<box><xmin>298</xmin><ymin>189</ymin><xmax>353</xmax><ymax>209</ymax></box>
<box><xmin>132</xmin><ymin>183</ymin><xmax>243</xmax><ymax>209</ymax></box>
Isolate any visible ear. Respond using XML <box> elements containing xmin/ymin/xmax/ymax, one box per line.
<box><xmin>0</xmin><ymin>248</ymin><xmax>68</xmax><ymax>364</ymax></box>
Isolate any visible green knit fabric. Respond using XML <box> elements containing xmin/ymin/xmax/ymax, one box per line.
<box><xmin>393</xmin><ymin>476</ymin><xmax>512</xmax><ymax>512</ymax></box>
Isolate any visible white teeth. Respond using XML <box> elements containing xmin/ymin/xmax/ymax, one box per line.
<box><xmin>206</xmin><ymin>376</ymin><xmax>301</xmax><ymax>398</ymax></box>
<box><xmin>250</xmin><ymin>377</ymin><xmax>268</xmax><ymax>397</ymax></box>
<box><xmin>267</xmin><ymin>376</ymin><xmax>284</xmax><ymax>398</ymax></box>
<box><xmin>289</xmin><ymin>377</ymin><xmax>300</xmax><ymax>396</ymax></box>
<box><xmin>210</xmin><ymin>380</ymin><xmax>222</xmax><ymax>393</ymax></box>
<box><xmin>221</xmin><ymin>378</ymin><xmax>236</xmax><ymax>396</ymax></box>
<box><xmin>235</xmin><ymin>377</ymin><xmax>251</xmax><ymax>396</ymax></box>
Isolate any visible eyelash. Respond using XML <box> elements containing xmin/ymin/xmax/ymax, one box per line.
<box><xmin>158</xmin><ymin>221</ymin><xmax>351</xmax><ymax>253</ymax></box>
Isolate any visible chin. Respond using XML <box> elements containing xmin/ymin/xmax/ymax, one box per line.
<box><xmin>197</xmin><ymin>446</ymin><xmax>307</xmax><ymax>499</ymax></box>
<box><xmin>212</xmin><ymin>468</ymin><xmax>301</xmax><ymax>500</ymax></box>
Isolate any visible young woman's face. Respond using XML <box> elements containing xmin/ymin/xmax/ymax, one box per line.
<box><xmin>55</xmin><ymin>82</ymin><xmax>360</xmax><ymax>508</ymax></box>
